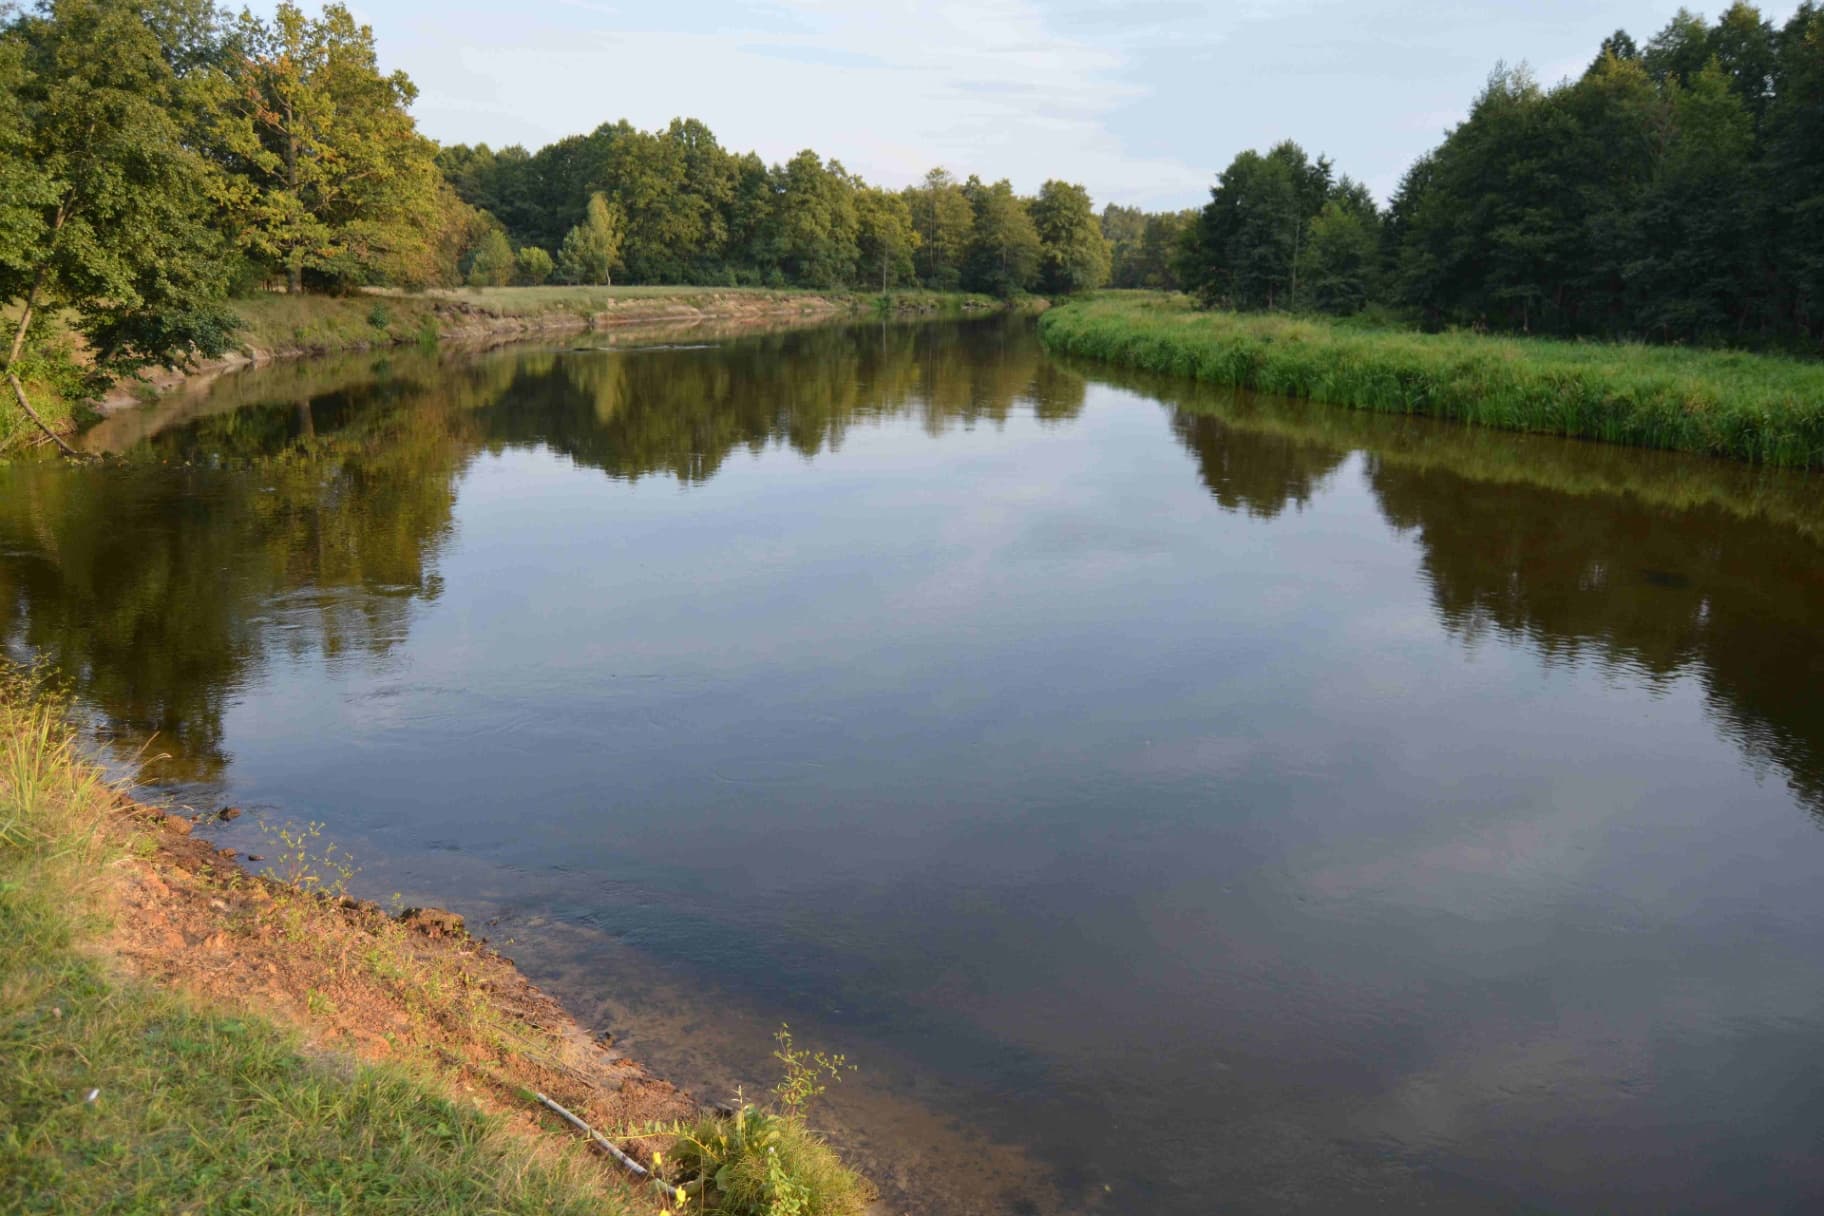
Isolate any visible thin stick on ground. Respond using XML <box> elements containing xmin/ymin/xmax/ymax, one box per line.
<box><xmin>532</xmin><ymin>1091</ymin><xmax>652</xmax><ymax>1179</ymax></box>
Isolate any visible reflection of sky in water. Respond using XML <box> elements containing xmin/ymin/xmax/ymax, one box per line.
<box><xmin>12</xmin><ymin>326</ymin><xmax>1824</xmax><ymax>1214</ymax></box>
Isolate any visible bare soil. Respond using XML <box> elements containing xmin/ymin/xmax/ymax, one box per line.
<box><xmin>101</xmin><ymin>798</ymin><xmax>700</xmax><ymax>1183</ymax></box>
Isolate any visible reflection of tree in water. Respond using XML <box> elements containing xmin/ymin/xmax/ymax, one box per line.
<box><xmin>1368</xmin><ymin>456</ymin><xmax>1824</xmax><ymax>818</ymax></box>
<box><xmin>1142</xmin><ymin>363</ymin><xmax>1824</xmax><ymax>823</ymax></box>
<box><xmin>466</xmin><ymin>317</ymin><xmax>1081</xmax><ymax>481</ymax></box>
<box><xmin>0</xmin><ymin>388</ymin><xmax>473</xmax><ymax>782</ymax></box>
<box><xmin>2</xmin><ymin>318</ymin><xmax>1081</xmax><ymax>783</ymax></box>
<box><xmin>1168</xmin><ymin>409</ymin><xmax>1349</xmax><ymax>519</ymax></box>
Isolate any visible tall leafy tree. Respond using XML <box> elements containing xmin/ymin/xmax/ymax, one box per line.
<box><xmin>1100</xmin><ymin>203</ymin><xmax>1147</xmax><ymax>287</ymax></box>
<box><xmin>1768</xmin><ymin>1</ymin><xmax>1824</xmax><ymax>339</ymax></box>
<box><xmin>555</xmin><ymin>192</ymin><xmax>624</xmax><ymax>285</ymax></box>
<box><xmin>769</xmin><ymin>151</ymin><xmax>859</xmax><ymax>288</ymax></box>
<box><xmin>1709</xmin><ymin>1</ymin><xmax>1779</xmax><ymax>122</ymax></box>
<box><xmin>1628</xmin><ymin>62</ymin><xmax>1758</xmax><ymax>339</ymax></box>
<box><xmin>856</xmin><ymin>186</ymin><xmax>918</xmax><ymax>291</ymax></box>
<box><xmin>465</xmin><ymin>229</ymin><xmax>514</xmax><ymax>287</ymax></box>
<box><xmin>961</xmin><ymin>177</ymin><xmax>1040</xmax><ymax>298</ymax></box>
<box><xmin>1183</xmin><ymin>142</ymin><xmax>1326</xmax><ymax>310</ymax></box>
<box><xmin>1643</xmin><ymin>8</ymin><xmax>1714</xmax><ymax>84</ymax></box>
<box><xmin>514</xmin><ymin>244</ymin><xmax>553</xmax><ymax>285</ymax></box>
<box><xmin>1298</xmin><ymin>193</ymin><xmax>1381</xmax><ymax>315</ymax></box>
<box><xmin>213</xmin><ymin>2</ymin><xmax>445</xmax><ymax>292</ymax></box>
<box><xmin>1133</xmin><ymin>211</ymin><xmax>1193</xmax><ymax>290</ymax></box>
<box><xmin>1030</xmin><ymin>180</ymin><xmax>1111</xmax><ymax>294</ymax></box>
<box><xmin>908</xmin><ymin>168</ymin><xmax>973</xmax><ymax>290</ymax></box>
<box><xmin>0</xmin><ymin>0</ymin><xmax>234</xmax><ymax>452</ymax></box>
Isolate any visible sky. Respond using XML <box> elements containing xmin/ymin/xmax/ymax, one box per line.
<box><xmin>315</xmin><ymin>1</ymin><xmax>1803</xmax><ymax>210</ymax></box>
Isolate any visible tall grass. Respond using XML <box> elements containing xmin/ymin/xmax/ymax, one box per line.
<box><xmin>0</xmin><ymin>669</ymin><xmax>638</xmax><ymax>1215</ymax></box>
<box><xmin>1039</xmin><ymin>293</ymin><xmax>1824</xmax><ymax>468</ymax></box>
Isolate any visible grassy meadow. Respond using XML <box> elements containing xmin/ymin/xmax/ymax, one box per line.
<box><xmin>1039</xmin><ymin>293</ymin><xmax>1824</xmax><ymax>468</ymax></box>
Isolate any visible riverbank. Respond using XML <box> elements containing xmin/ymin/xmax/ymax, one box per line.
<box><xmin>5</xmin><ymin>287</ymin><xmax>1038</xmax><ymax>450</ymax></box>
<box><xmin>0</xmin><ymin>674</ymin><xmax>870</xmax><ymax>1214</ymax></box>
<box><xmin>1038</xmin><ymin>293</ymin><xmax>1824</xmax><ymax>468</ymax></box>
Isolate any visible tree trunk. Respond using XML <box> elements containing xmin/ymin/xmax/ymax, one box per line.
<box><xmin>6</xmin><ymin>372</ymin><xmax>82</xmax><ymax>457</ymax></box>
<box><xmin>4</xmin><ymin>244</ymin><xmax>85</xmax><ymax>458</ymax></box>
<box><xmin>284</xmin><ymin>99</ymin><xmax>302</xmax><ymax>294</ymax></box>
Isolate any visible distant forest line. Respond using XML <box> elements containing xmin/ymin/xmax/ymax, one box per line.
<box><xmin>444</xmin><ymin>2</ymin><xmax>1824</xmax><ymax>350</ymax></box>
<box><xmin>2</xmin><ymin>1</ymin><xmax>1822</xmax><ymax>450</ymax></box>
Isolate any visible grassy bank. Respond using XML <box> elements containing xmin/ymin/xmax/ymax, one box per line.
<box><xmin>0</xmin><ymin>670</ymin><xmax>869</xmax><ymax>1214</ymax></box>
<box><xmin>1039</xmin><ymin>293</ymin><xmax>1824</xmax><ymax>468</ymax></box>
<box><xmin>231</xmin><ymin>285</ymin><xmax>1021</xmax><ymax>357</ymax></box>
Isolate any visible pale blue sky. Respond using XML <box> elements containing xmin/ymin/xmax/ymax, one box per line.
<box><xmin>316</xmin><ymin>1</ymin><xmax>1801</xmax><ymax>209</ymax></box>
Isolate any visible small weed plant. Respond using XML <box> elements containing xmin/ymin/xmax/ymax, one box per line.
<box><xmin>256</xmin><ymin>818</ymin><xmax>358</xmax><ymax>898</ymax></box>
<box><xmin>630</xmin><ymin>1024</ymin><xmax>870</xmax><ymax>1216</ymax></box>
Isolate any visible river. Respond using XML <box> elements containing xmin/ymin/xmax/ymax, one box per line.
<box><xmin>8</xmin><ymin>316</ymin><xmax>1824</xmax><ymax>1213</ymax></box>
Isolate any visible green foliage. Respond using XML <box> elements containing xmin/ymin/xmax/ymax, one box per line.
<box><xmin>905</xmin><ymin>168</ymin><xmax>973</xmax><ymax>290</ymax></box>
<box><xmin>961</xmin><ymin>177</ymin><xmax>1040</xmax><ymax>298</ymax></box>
<box><xmin>1299</xmin><ymin>199</ymin><xmax>1380</xmax><ymax>315</ymax></box>
<box><xmin>1029</xmin><ymin>180</ymin><xmax>1111</xmax><ymax>295</ymax></box>
<box><xmin>1378</xmin><ymin>4</ymin><xmax>1823</xmax><ymax>347</ymax></box>
<box><xmin>651</xmin><ymin>1106</ymin><xmax>870</xmax><ymax>1216</ymax></box>
<box><xmin>515</xmin><ymin>244</ymin><xmax>554</xmax><ymax>286</ymax></box>
<box><xmin>854</xmin><ymin>187</ymin><xmax>917</xmax><ymax>291</ymax></box>
<box><xmin>256</xmin><ymin>818</ymin><xmax>359</xmax><ymax>898</ymax></box>
<box><xmin>465</xmin><ymin>229</ymin><xmax>515</xmax><ymax>288</ymax></box>
<box><xmin>0</xmin><ymin>0</ymin><xmax>236</xmax><ymax>439</ymax></box>
<box><xmin>1161</xmin><ymin>3</ymin><xmax>1822</xmax><ymax>352</ymax></box>
<box><xmin>1182</xmin><ymin>140</ymin><xmax>1335</xmax><ymax>310</ymax></box>
<box><xmin>770</xmin><ymin>151</ymin><xmax>859</xmax><ymax>289</ymax></box>
<box><xmin>638</xmin><ymin>1024</ymin><xmax>868</xmax><ymax>1216</ymax></box>
<box><xmin>210</xmin><ymin>2</ymin><xmax>456</xmax><ymax>293</ymax></box>
<box><xmin>556</xmin><ymin>193</ymin><xmax>625</xmax><ymax>286</ymax></box>
<box><xmin>770</xmin><ymin>1024</ymin><xmax>853</xmax><ymax>1119</ymax></box>
<box><xmin>1040</xmin><ymin>294</ymin><xmax>1824</xmax><ymax>467</ymax></box>
<box><xmin>1100</xmin><ymin>203</ymin><xmax>1147</xmax><ymax>287</ymax></box>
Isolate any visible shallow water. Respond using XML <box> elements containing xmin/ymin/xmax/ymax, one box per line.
<box><xmin>11</xmin><ymin>317</ymin><xmax>1824</xmax><ymax>1213</ymax></box>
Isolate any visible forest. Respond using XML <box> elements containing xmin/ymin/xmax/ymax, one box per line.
<box><xmin>1173</xmin><ymin>3</ymin><xmax>1824</xmax><ymax>348</ymax></box>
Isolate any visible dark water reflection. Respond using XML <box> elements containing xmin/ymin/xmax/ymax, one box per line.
<box><xmin>7</xmin><ymin>318</ymin><xmax>1824</xmax><ymax>1213</ymax></box>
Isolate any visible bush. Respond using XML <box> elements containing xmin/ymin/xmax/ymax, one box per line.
<box><xmin>636</xmin><ymin>1026</ymin><xmax>870</xmax><ymax>1216</ymax></box>
<box><xmin>654</xmin><ymin>1107</ymin><xmax>870</xmax><ymax>1216</ymax></box>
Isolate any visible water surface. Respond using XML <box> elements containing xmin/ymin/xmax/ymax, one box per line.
<box><xmin>9</xmin><ymin>318</ymin><xmax>1824</xmax><ymax>1213</ymax></box>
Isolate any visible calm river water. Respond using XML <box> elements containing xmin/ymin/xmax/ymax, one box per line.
<box><xmin>9</xmin><ymin>317</ymin><xmax>1824</xmax><ymax>1213</ymax></box>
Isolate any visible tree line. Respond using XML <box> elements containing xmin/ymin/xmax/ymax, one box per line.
<box><xmin>438</xmin><ymin>133</ymin><xmax>1113</xmax><ymax>296</ymax></box>
<box><xmin>1170</xmin><ymin>3</ymin><xmax>1824</xmax><ymax>348</ymax></box>
<box><xmin>0</xmin><ymin>0</ymin><xmax>1117</xmax><ymax>446</ymax></box>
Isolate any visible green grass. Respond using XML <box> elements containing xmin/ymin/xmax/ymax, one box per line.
<box><xmin>0</xmin><ymin>673</ymin><xmax>638</xmax><ymax>1215</ymax></box>
<box><xmin>1039</xmin><ymin>292</ymin><xmax>1824</xmax><ymax>468</ymax></box>
<box><xmin>646</xmin><ymin>1106</ymin><xmax>871</xmax><ymax>1216</ymax></box>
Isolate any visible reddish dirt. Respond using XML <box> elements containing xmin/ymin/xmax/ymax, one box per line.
<box><xmin>100</xmin><ymin>799</ymin><xmax>699</xmax><ymax>1177</ymax></box>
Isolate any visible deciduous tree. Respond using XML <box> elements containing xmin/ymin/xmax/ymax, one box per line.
<box><xmin>1030</xmin><ymin>180</ymin><xmax>1111</xmax><ymax>295</ymax></box>
<box><xmin>213</xmin><ymin>2</ymin><xmax>444</xmax><ymax>293</ymax></box>
<box><xmin>0</xmin><ymin>0</ymin><xmax>234</xmax><ymax>452</ymax></box>
<box><xmin>555</xmin><ymin>192</ymin><xmax>625</xmax><ymax>285</ymax></box>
